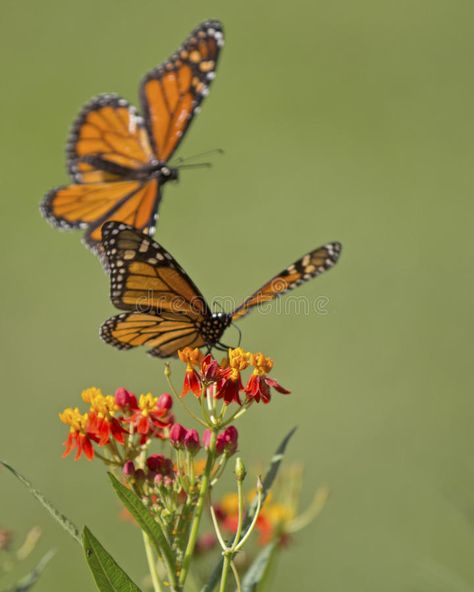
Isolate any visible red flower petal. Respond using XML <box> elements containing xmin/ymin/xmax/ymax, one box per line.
<box><xmin>265</xmin><ymin>377</ymin><xmax>291</xmax><ymax>395</ymax></box>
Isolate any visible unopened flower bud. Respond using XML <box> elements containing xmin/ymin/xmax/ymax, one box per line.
<box><xmin>169</xmin><ymin>423</ymin><xmax>187</xmax><ymax>448</ymax></box>
<box><xmin>163</xmin><ymin>475</ymin><xmax>173</xmax><ymax>489</ymax></box>
<box><xmin>122</xmin><ymin>460</ymin><xmax>135</xmax><ymax>477</ymax></box>
<box><xmin>115</xmin><ymin>387</ymin><xmax>137</xmax><ymax>409</ymax></box>
<box><xmin>234</xmin><ymin>457</ymin><xmax>246</xmax><ymax>482</ymax></box>
<box><xmin>217</xmin><ymin>426</ymin><xmax>238</xmax><ymax>457</ymax></box>
<box><xmin>184</xmin><ymin>429</ymin><xmax>201</xmax><ymax>455</ymax></box>
<box><xmin>154</xmin><ymin>473</ymin><xmax>164</xmax><ymax>486</ymax></box>
<box><xmin>157</xmin><ymin>393</ymin><xmax>173</xmax><ymax>411</ymax></box>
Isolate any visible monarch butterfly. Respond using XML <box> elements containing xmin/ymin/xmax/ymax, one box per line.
<box><xmin>41</xmin><ymin>20</ymin><xmax>224</xmax><ymax>254</ymax></box>
<box><xmin>100</xmin><ymin>222</ymin><xmax>342</xmax><ymax>358</ymax></box>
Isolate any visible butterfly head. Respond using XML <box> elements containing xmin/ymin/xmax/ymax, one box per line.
<box><xmin>143</xmin><ymin>162</ymin><xmax>179</xmax><ymax>183</ymax></box>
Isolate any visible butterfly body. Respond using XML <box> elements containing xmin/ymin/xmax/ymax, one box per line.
<box><xmin>77</xmin><ymin>153</ymin><xmax>179</xmax><ymax>185</ymax></box>
<box><xmin>41</xmin><ymin>21</ymin><xmax>223</xmax><ymax>252</ymax></box>
<box><xmin>198</xmin><ymin>312</ymin><xmax>232</xmax><ymax>346</ymax></box>
<box><xmin>100</xmin><ymin>222</ymin><xmax>342</xmax><ymax>358</ymax></box>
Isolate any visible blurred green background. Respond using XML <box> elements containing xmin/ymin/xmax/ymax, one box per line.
<box><xmin>1</xmin><ymin>0</ymin><xmax>474</xmax><ymax>590</ymax></box>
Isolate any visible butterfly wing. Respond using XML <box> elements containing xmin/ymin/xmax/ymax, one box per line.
<box><xmin>67</xmin><ymin>93</ymin><xmax>155</xmax><ymax>181</ymax></box>
<box><xmin>140</xmin><ymin>20</ymin><xmax>224</xmax><ymax>162</ymax></box>
<box><xmin>100</xmin><ymin>311</ymin><xmax>207</xmax><ymax>358</ymax></box>
<box><xmin>231</xmin><ymin>243</ymin><xmax>342</xmax><ymax>321</ymax></box>
<box><xmin>41</xmin><ymin>95</ymin><xmax>162</xmax><ymax>252</ymax></box>
<box><xmin>100</xmin><ymin>222</ymin><xmax>212</xmax><ymax>356</ymax></box>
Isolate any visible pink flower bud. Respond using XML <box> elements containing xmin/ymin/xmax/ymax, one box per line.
<box><xmin>122</xmin><ymin>460</ymin><xmax>135</xmax><ymax>477</ymax></box>
<box><xmin>154</xmin><ymin>473</ymin><xmax>164</xmax><ymax>486</ymax></box>
<box><xmin>184</xmin><ymin>429</ymin><xmax>201</xmax><ymax>454</ymax></box>
<box><xmin>115</xmin><ymin>387</ymin><xmax>138</xmax><ymax>409</ymax></box>
<box><xmin>157</xmin><ymin>393</ymin><xmax>173</xmax><ymax>411</ymax></box>
<box><xmin>217</xmin><ymin>426</ymin><xmax>238</xmax><ymax>456</ymax></box>
<box><xmin>163</xmin><ymin>476</ymin><xmax>173</xmax><ymax>489</ymax></box>
<box><xmin>169</xmin><ymin>423</ymin><xmax>187</xmax><ymax>448</ymax></box>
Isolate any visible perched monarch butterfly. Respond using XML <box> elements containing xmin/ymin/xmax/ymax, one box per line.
<box><xmin>100</xmin><ymin>222</ymin><xmax>342</xmax><ymax>358</ymax></box>
<box><xmin>41</xmin><ymin>20</ymin><xmax>224</xmax><ymax>254</ymax></box>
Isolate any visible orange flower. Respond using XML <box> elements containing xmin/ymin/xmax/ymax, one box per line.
<box><xmin>59</xmin><ymin>407</ymin><xmax>95</xmax><ymax>461</ymax></box>
<box><xmin>179</xmin><ymin>347</ymin><xmax>203</xmax><ymax>397</ymax></box>
<box><xmin>215</xmin><ymin>348</ymin><xmax>250</xmax><ymax>405</ymax></box>
<box><xmin>127</xmin><ymin>393</ymin><xmax>173</xmax><ymax>439</ymax></box>
<box><xmin>245</xmin><ymin>353</ymin><xmax>290</xmax><ymax>404</ymax></box>
<box><xmin>81</xmin><ymin>387</ymin><xmax>126</xmax><ymax>446</ymax></box>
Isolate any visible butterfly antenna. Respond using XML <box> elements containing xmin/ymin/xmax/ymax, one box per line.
<box><xmin>176</xmin><ymin>162</ymin><xmax>212</xmax><ymax>170</ymax></box>
<box><xmin>172</xmin><ymin>148</ymin><xmax>224</xmax><ymax>165</ymax></box>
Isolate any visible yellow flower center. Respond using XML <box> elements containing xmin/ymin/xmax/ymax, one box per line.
<box><xmin>59</xmin><ymin>407</ymin><xmax>88</xmax><ymax>433</ymax></box>
<box><xmin>228</xmin><ymin>347</ymin><xmax>250</xmax><ymax>371</ymax></box>
<box><xmin>251</xmin><ymin>353</ymin><xmax>273</xmax><ymax>375</ymax></box>
<box><xmin>138</xmin><ymin>393</ymin><xmax>158</xmax><ymax>416</ymax></box>
<box><xmin>81</xmin><ymin>387</ymin><xmax>117</xmax><ymax>416</ymax></box>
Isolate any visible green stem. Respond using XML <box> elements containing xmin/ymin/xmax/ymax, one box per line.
<box><xmin>178</xmin><ymin>429</ymin><xmax>217</xmax><ymax>588</ymax></box>
<box><xmin>230</xmin><ymin>559</ymin><xmax>242</xmax><ymax>592</ymax></box>
<box><xmin>219</xmin><ymin>554</ymin><xmax>232</xmax><ymax>592</ymax></box>
<box><xmin>142</xmin><ymin>531</ymin><xmax>163</xmax><ymax>592</ymax></box>
<box><xmin>232</xmin><ymin>479</ymin><xmax>244</xmax><ymax>548</ymax></box>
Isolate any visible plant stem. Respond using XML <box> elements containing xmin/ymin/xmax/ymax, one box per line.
<box><xmin>230</xmin><ymin>559</ymin><xmax>242</xmax><ymax>592</ymax></box>
<box><xmin>143</xmin><ymin>531</ymin><xmax>163</xmax><ymax>592</ymax></box>
<box><xmin>178</xmin><ymin>428</ymin><xmax>217</xmax><ymax>588</ymax></box>
<box><xmin>219</xmin><ymin>554</ymin><xmax>232</xmax><ymax>592</ymax></box>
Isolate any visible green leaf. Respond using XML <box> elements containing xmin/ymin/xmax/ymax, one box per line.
<box><xmin>83</xmin><ymin>527</ymin><xmax>142</xmax><ymax>592</ymax></box>
<box><xmin>107</xmin><ymin>474</ymin><xmax>176</xmax><ymax>578</ymax></box>
<box><xmin>201</xmin><ymin>427</ymin><xmax>297</xmax><ymax>592</ymax></box>
<box><xmin>0</xmin><ymin>460</ymin><xmax>81</xmax><ymax>545</ymax></box>
<box><xmin>3</xmin><ymin>549</ymin><xmax>56</xmax><ymax>592</ymax></box>
<box><xmin>241</xmin><ymin>542</ymin><xmax>277</xmax><ymax>592</ymax></box>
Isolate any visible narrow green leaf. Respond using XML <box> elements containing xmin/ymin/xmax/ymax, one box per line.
<box><xmin>201</xmin><ymin>427</ymin><xmax>297</xmax><ymax>592</ymax></box>
<box><xmin>4</xmin><ymin>549</ymin><xmax>56</xmax><ymax>592</ymax></box>
<box><xmin>83</xmin><ymin>527</ymin><xmax>142</xmax><ymax>592</ymax></box>
<box><xmin>241</xmin><ymin>542</ymin><xmax>277</xmax><ymax>592</ymax></box>
<box><xmin>107</xmin><ymin>474</ymin><xmax>176</xmax><ymax>576</ymax></box>
<box><xmin>0</xmin><ymin>460</ymin><xmax>81</xmax><ymax>545</ymax></box>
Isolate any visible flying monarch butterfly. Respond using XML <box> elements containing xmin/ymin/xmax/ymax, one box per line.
<box><xmin>99</xmin><ymin>222</ymin><xmax>342</xmax><ymax>358</ymax></box>
<box><xmin>40</xmin><ymin>20</ymin><xmax>224</xmax><ymax>254</ymax></box>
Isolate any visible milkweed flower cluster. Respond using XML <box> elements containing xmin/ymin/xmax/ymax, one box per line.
<box><xmin>56</xmin><ymin>348</ymin><xmax>305</xmax><ymax>591</ymax></box>
<box><xmin>59</xmin><ymin>388</ymin><xmax>173</xmax><ymax>461</ymax></box>
<box><xmin>178</xmin><ymin>347</ymin><xmax>290</xmax><ymax>405</ymax></box>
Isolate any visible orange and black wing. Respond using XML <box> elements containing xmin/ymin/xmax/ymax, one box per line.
<box><xmin>41</xmin><ymin>95</ymin><xmax>161</xmax><ymax>251</ymax></box>
<box><xmin>66</xmin><ymin>93</ymin><xmax>154</xmax><ymax>182</ymax></box>
<box><xmin>101</xmin><ymin>311</ymin><xmax>207</xmax><ymax>358</ymax></box>
<box><xmin>140</xmin><ymin>20</ymin><xmax>223</xmax><ymax>162</ymax></box>
<box><xmin>232</xmin><ymin>243</ymin><xmax>342</xmax><ymax>321</ymax></box>
<box><xmin>100</xmin><ymin>222</ymin><xmax>212</xmax><ymax>356</ymax></box>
